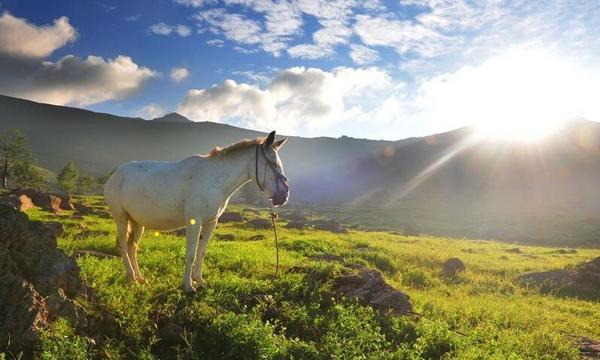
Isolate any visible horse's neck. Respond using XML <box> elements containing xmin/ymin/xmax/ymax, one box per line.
<box><xmin>206</xmin><ymin>149</ymin><xmax>253</xmax><ymax>200</ymax></box>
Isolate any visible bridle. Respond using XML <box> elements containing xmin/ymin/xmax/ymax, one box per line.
<box><xmin>255</xmin><ymin>144</ymin><xmax>288</xmax><ymax>194</ymax></box>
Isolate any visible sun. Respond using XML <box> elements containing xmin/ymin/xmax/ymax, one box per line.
<box><xmin>475</xmin><ymin>117</ymin><xmax>565</xmax><ymax>142</ymax></box>
<box><xmin>426</xmin><ymin>47</ymin><xmax>593</xmax><ymax>142</ymax></box>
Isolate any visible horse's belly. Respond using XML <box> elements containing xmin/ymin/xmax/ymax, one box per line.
<box><xmin>120</xmin><ymin>178</ymin><xmax>186</xmax><ymax>230</ymax></box>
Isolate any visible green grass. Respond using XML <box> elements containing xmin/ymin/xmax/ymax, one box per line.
<box><xmin>21</xmin><ymin>196</ymin><xmax>600</xmax><ymax>359</ymax></box>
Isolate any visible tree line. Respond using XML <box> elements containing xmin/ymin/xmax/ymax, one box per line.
<box><xmin>1</xmin><ymin>129</ymin><xmax>108</xmax><ymax>194</ymax></box>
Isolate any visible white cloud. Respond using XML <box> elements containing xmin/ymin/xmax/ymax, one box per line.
<box><xmin>170</xmin><ymin>67</ymin><xmax>190</xmax><ymax>82</ymax></box>
<box><xmin>354</xmin><ymin>14</ymin><xmax>454</xmax><ymax>58</ymax></box>
<box><xmin>136</xmin><ymin>103</ymin><xmax>168</xmax><ymax>119</ymax></box>
<box><xmin>287</xmin><ymin>44</ymin><xmax>334</xmax><ymax>60</ymax></box>
<box><xmin>0</xmin><ymin>13</ymin><xmax>156</xmax><ymax>106</ymax></box>
<box><xmin>0</xmin><ymin>12</ymin><xmax>77</xmax><ymax>58</ymax></box>
<box><xmin>178</xmin><ymin>66</ymin><xmax>396</xmax><ymax>133</ymax></box>
<box><xmin>149</xmin><ymin>22</ymin><xmax>192</xmax><ymax>37</ymax></box>
<box><xmin>206</xmin><ymin>38</ymin><xmax>224</xmax><ymax>47</ymax></box>
<box><xmin>174</xmin><ymin>0</ymin><xmax>212</xmax><ymax>7</ymax></box>
<box><xmin>0</xmin><ymin>55</ymin><xmax>156</xmax><ymax>106</ymax></box>
<box><xmin>349</xmin><ymin>44</ymin><xmax>378</xmax><ymax>65</ymax></box>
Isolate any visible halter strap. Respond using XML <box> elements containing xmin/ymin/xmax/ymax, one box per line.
<box><xmin>255</xmin><ymin>144</ymin><xmax>287</xmax><ymax>193</ymax></box>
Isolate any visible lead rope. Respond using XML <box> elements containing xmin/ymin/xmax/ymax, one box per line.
<box><xmin>270</xmin><ymin>207</ymin><xmax>279</xmax><ymax>277</ymax></box>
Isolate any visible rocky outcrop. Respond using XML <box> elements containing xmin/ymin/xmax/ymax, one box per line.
<box><xmin>333</xmin><ymin>264</ymin><xmax>412</xmax><ymax>314</ymax></box>
<box><xmin>0</xmin><ymin>204</ymin><xmax>105</xmax><ymax>354</ymax></box>
<box><xmin>518</xmin><ymin>257</ymin><xmax>600</xmax><ymax>299</ymax></box>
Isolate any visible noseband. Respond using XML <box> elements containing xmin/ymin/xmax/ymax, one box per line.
<box><xmin>255</xmin><ymin>144</ymin><xmax>287</xmax><ymax>194</ymax></box>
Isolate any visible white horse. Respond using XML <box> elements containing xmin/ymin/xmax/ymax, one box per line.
<box><xmin>103</xmin><ymin>131</ymin><xmax>289</xmax><ymax>293</ymax></box>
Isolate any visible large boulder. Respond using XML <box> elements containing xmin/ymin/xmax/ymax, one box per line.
<box><xmin>442</xmin><ymin>258</ymin><xmax>466</xmax><ymax>277</ymax></box>
<box><xmin>333</xmin><ymin>264</ymin><xmax>412</xmax><ymax>314</ymax></box>
<box><xmin>219</xmin><ymin>211</ymin><xmax>244</xmax><ymax>223</ymax></box>
<box><xmin>1</xmin><ymin>194</ymin><xmax>34</xmax><ymax>212</ymax></box>
<box><xmin>246</xmin><ymin>218</ymin><xmax>272</xmax><ymax>229</ymax></box>
<box><xmin>518</xmin><ymin>256</ymin><xmax>600</xmax><ymax>299</ymax></box>
<box><xmin>0</xmin><ymin>204</ymin><xmax>99</xmax><ymax>354</ymax></box>
<box><xmin>311</xmin><ymin>219</ymin><xmax>347</xmax><ymax>233</ymax></box>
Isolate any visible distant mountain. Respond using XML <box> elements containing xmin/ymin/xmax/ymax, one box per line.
<box><xmin>152</xmin><ymin>113</ymin><xmax>193</xmax><ymax>123</ymax></box>
<box><xmin>1</xmin><ymin>94</ymin><xmax>599</xmax><ymax>245</ymax></box>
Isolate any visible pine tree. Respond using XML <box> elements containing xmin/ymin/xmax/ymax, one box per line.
<box><xmin>77</xmin><ymin>173</ymin><xmax>95</xmax><ymax>193</ymax></box>
<box><xmin>1</xmin><ymin>129</ymin><xmax>42</xmax><ymax>189</ymax></box>
<box><xmin>57</xmin><ymin>161</ymin><xmax>79</xmax><ymax>193</ymax></box>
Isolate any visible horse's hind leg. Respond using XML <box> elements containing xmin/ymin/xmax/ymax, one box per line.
<box><xmin>128</xmin><ymin>220</ymin><xmax>146</xmax><ymax>284</ymax></box>
<box><xmin>115</xmin><ymin>215</ymin><xmax>136</xmax><ymax>282</ymax></box>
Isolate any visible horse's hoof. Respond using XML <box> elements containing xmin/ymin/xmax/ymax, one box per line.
<box><xmin>136</xmin><ymin>276</ymin><xmax>147</xmax><ymax>284</ymax></box>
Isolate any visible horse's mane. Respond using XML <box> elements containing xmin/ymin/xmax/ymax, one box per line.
<box><xmin>203</xmin><ymin>137</ymin><xmax>265</xmax><ymax>158</ymax></box>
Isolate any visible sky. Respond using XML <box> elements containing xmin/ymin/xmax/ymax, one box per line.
<box><xmin>0</xmin><ymin>0</ymin><xmax>599</xmax><ymax>140</ymax></box>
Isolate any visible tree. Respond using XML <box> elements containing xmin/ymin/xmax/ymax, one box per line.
<box><xmin>77</xmin><ymin>173</ymin><xmax>95</xmax><ymax>193</ymax></box>
<box><xmin>1</xmin><ymin>129</ymin><xmax>41</xmax><ymax>189</ymax></box>
<box><xmin>11</xmin><ymin>162</ymin><xmax>44</xmax><ymax>189</ymax></box>
<box><xmin>57</xmin><ymin>161</ymin><xmax>79</xmax><ymax>193</ymax></box>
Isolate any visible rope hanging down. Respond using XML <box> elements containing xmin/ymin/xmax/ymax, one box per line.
<box><xmin>270</xmin><ymin>209</ymin><xmax>279</xmax><ymax>277</ymax></box>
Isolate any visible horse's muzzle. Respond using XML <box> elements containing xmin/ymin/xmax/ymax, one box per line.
<box><xmin>271</xmin><ymin>189</ymin><xmax>289</xmax><ymax>207</ymax></box>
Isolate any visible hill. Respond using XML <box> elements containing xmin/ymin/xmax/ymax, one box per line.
<box><xmin>1</xmin><ymin>94</ymin><xmax>599</xmax><ymax>245</ymax></box>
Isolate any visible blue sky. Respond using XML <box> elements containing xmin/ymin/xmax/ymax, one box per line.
<box><xmin>0</xmin><ymin>0</ymin><xmax>599</xmax><ymax>140</ymax></box>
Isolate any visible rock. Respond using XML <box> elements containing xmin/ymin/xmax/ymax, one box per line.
<box><xmin>158</xmin><ymin>321</ymin><xmax>184</xmax><ymax>346</ymax></box>
<box><xmin>518</xmin><ymin>256</ymin><xmax>600</xmax><ymax>299</ymax></box>
<box><xmin>333</xmin><ymin>264</ymin><xmax>412</xmax><ymax>314</ymax></box>
<box><xmin>219</xmin><ymin>211</ymin><xmax>244</xmax><ymax>223</ymax></box>
<box><xmin>12</xmin><ymin>189</ymin><xmax>63</xmax><ymax>214</ymax></box>
<box><xmin>309</xmin><ymin>253</ymin><xmax>344</xmax><ymax>262</ymax></box>
<box><xmin>281</xmin><ymin>211</ymin><xmax>308</xmax><ymax>222</ymax></box>
<box><xmin>55</xmin><ymin>193</ymin><xmax>75</xmax><ymax>211</ymax></box>
<box><xmin>506</xmin><ymin>247</ymin><xmax>522</xmax><ymax>254</ymax></box>
<box><xmin>0</xmin><ymin>204</ymin><xmax>95</xmax><ymax>354</ymax></box>
<box><xmin>216</xmin><ymin>233</ymin><xmax>235</xmax><ymax>241</ymax></box>
<box><xmin>442</xmin><ymin>258</ymin><xmax>466</xmax><ymax>277</ymax></box>
<box><xmin>248</xmin><ymin>234</ymin><xmax>266</xmax><ymax>241</ymax></box>
<box><xmin>311</xmin><ymin>219</ymin><xmax>347</xmax><ymax>233</ymax></box>
<box><xmin>74</xmin><ymin>203</ymin><xmax>95</xmax><ymax>216</ymax></box>
<box><xmin>246</xmin><ymin>218</ymin><xmax>272</xmax><ymax>229</ymax></box>
<box><xmin>286</xmin><ymin>221</ymin><xmax>307</xmax><ymax>230</ymax></box>
<box><xmin>578</xmin><ymin>336</ymin><xmax>600</xmax><ymax>359</ymax></box>
<box><xmin>1</xmin><ymin>194</ymin><xmax>34</xmax><ymax>212</ymax></box>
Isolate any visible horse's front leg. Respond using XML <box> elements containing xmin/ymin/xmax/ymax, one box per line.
<box><xmin>183</xmin><ymin>220</ymin><xmax>202</xmax><ymax>293</ymax></box>
<box><xmin>192</xmin><ymin>220</ymin><xmax>217</xmax><ymax>287</ymax></box>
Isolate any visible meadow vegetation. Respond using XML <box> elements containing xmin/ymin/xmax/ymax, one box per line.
<box><xmin>6</xmin><ymin>195</ymin><xmax>600</xmax><ymax>359</ymax></box>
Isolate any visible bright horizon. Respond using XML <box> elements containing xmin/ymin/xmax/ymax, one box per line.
<box><xmin>0</xmin><ymin>0</ymin><xmax>599</xmax><ymax>141</ymax></box>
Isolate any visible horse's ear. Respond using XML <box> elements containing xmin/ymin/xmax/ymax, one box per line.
<box><xmin>265</xmin><ymin>131</ymin><xmax>276</xmax><ymax>147</ymax></box>
<box><xmin>273</xmin><ymin>137</ymin><xmax>287</xmax><ymax>150</ymax></box>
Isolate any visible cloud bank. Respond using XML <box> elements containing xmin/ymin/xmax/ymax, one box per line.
<box><xmin>0</xmin><ymin>12</ymin><xmax>155</xmax><ymax>106</ymax></box>
<box><xmin>178</xmin><ymin>66</ymin><xmax>400</xmax><ymax>133</ymax></box>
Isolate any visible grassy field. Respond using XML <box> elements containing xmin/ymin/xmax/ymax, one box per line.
<box><xmin>17</xmin><ymin>196</ymin><xmax>600</xmax><ymax>359</ymax></box>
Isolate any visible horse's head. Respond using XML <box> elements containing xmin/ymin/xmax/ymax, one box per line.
<box><xmin>255</xmin><ymin>131</ymin><xmax>289</xmax><ymax>207</ymax></box>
